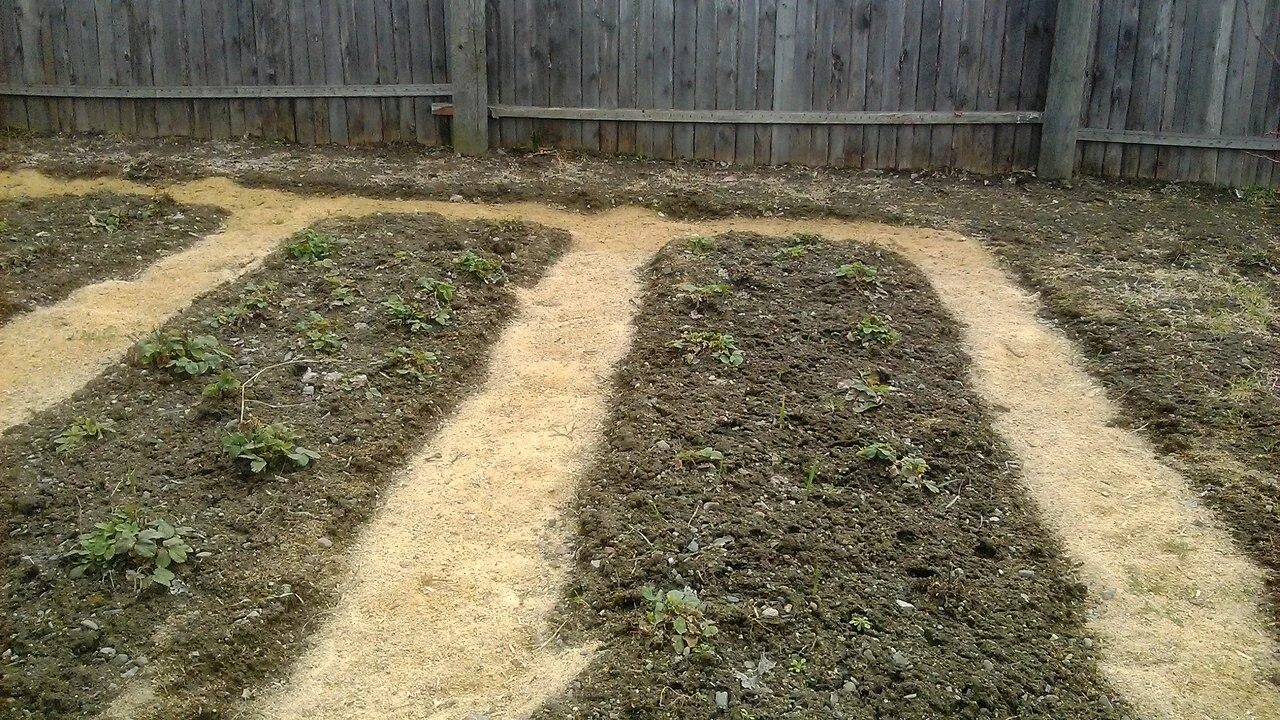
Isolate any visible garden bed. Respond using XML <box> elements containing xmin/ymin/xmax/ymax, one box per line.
<box><xmin>0</xmin><ymin>212</ymin><xmax>569</xmax><ymax>718</ymax></box>
<box><xmin>0</xmin><ymin>192</ymin><xmax>226</xmax><ymax>322</ymax></box>
<box><xmin>534</xmin><ymin>232</ymin><xmax>1125</xmax><ymax>719</ymax></box>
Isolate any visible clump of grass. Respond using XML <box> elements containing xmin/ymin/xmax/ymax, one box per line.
<box><xmin>849</xmin><ymin>315</ymin><xmax>901</xmax><ymax>345</ymax></box>
<box><xmin>295</xmin><ymin>311</ymin><xmax>343</xmax><ymax>352</ymax></box>
<box><xmin>132</xmin><ymin>331</ymin><xmax>232</xmax><ymax>377</ymax></box>
<box><xmin>69</xmin><ymin>507</ymin><xmax>196</xmax><ymax>590</ymax></box>
<box><xmin>384</xmin><ymin>346</ymin><xmax>439</xmax><ymax>382</ymax></box>
<box><xmin>686</xmin><ymin>235</ymin><xmax>717</xmax><ymax>253</ymax></box>
<box><xmin>286</xmin><ymin>228</ymin><xmax>334</xmax><ymax>262</ymax></box>
<box><xmin>669</xmin><ymin>331</ymin><xmax>744</xmax><ymax>366</ymax></box>
<box><xmin>54</xmin><ymin>416</ymin><xmax>116</xmax><ymax>454</ymax></box>
<box><xmin>456</xmin><ymin>250</ymin><xmax>505</xmax><ymax>284</ymax></box>
<box><xmin>222</xmin><ymin>422</ymin><xmax>319</xmax><ymax>474</ymax></box>
<box><xmin>641</xmin><ymin>586</ymin><xmax>719</xmax><ymax>657</ymax></box>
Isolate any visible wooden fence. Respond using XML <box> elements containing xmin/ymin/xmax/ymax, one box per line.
<box><xmin>0</xmin><ymin>0</ymin><xmax>1277</xmax><ymax>187</ymax></box>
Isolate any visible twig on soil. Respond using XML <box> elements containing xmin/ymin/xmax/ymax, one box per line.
<box><xmin>238</xmin><ymin>358</ymin><xmax>318</xmax><ymax>424</ymax></box>
<box><xmin>534</xmin><ymin>617</ymin><xmax>572</xmax><ymax>651</ymax></box>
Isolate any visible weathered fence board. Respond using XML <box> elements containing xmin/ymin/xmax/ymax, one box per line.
<box><xmin>1</xmin><ymin>0</ymin><xmax>1277</xmax><ymax>187</ymax></box>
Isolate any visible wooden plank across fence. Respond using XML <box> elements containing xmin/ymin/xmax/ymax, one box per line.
<box><xmin>0</xmin><ymin>0</ymin><xmax>1277</xmax><ymax>188</ymax></box>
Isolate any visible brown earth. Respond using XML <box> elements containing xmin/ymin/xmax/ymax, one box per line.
<box><xmin>533</xmin><ymin>232</ymin><xmax>1128</xmax><ymax>720</ymax></box>
<box><xmin>0</xmin><ymin>192</ymin><xmax>225</xmax><ymax>322</ymax></box>
<box><xmin>0</xmin><ymin>212</ymin><xmax>568</xmax><ymax>719</ymax></box>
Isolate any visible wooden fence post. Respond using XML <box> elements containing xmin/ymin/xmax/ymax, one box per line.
<box><xmin>1038</xmin><ymin>0</ymin><xmax>1098</xmax><ymax>180</ymax></box>
<box><xmin>446</xmin><ymin>0</ymin><xmax>489</xmax><ymax>154</ymax></box>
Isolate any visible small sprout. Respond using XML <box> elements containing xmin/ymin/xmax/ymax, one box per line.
<box><xmin>212</xmin><ymin>282</ymin><xmax>277</xmax><ymax>327</ymax></box>
<box><xmin>416</xmin><ymin>276</ymin><xmax>457</xmax><ymax>304</ymax></box>
<box><xmin>286</xmin><ymin>228</ymin><xmax>334</xmax><ymax>262</ymax></box>
<box><xmin>384</xmin><ymin>346</ymin><xmax>440</xmax><ymax>382</ymax></box>
<box><xmin>838</xmin><ymin>373</ymin><xmax>896</xmax><ymax>413</ymax></box>
<box><xmin>677</xmin><ymin>282</ymin><xmax>732</xmax><ymax>306</ymax></box>
<box><xmin>383</xmin><ymin>294</ymin><xmax>435</xmax><ymax>333</ymax></box>
<box><xmin>775</xmin><ymin>241</ymin><xmax>816</xmax><ymax>258</ymax></box>
<box><xmin>786</xmin><ymin>657</ymin><xmax>808</xmax><ymax>674</ymax></box>
<box><xmin>132</xmin><ymin>331</ymin><xmax>232</xmax><ymax>377</ymax></box>
<box><xmin>202</xmin><ymin>370</ymin><xmax>241</xmax><ymax>398</ymax></box>
<box><xmin>641</xmin><ymin>586</ymin><xmax>719</xmax><ymax>657</ymax></box>
<box><xmin>686</xmin><ymin>235</ymin><xmax>717</xmax><ymax>253</ymax></box>
<box><xmin>492</xmin><ymin>218</ymin><xmax>525</xmax><ymax>233</ymax></box>
<box><xmin>222</xmin><ymin>422</ymin><xmax>319</xmax><ymax>475</ymax></box>
<box><xmin>856</xmin><ymin>442</ymin><xmax>897</xmax><ymax>463</ymax></box>
<box><xmin>456</xmin><ymin>250</ymin><xmax>506</xmax><ymax>284</ymax></box>
<box><xmin>849</xmin><ymin>614</ymin><xmax>873</xmax><ymax>632</ymax></box>
<box><xmin>835</xmin><ymin>261</ymin><xmax>880</xmax><ymax>283</ymax></box>
<box><xmin>676</xmin><ymin>447</ymin><xmax>725</xmax><ymax>466</ymax></box>
<box><xmin>295</xmin><ymin>311</ymin><xmax>342</xmax><ymax>352</ymax></box>
<box><xmin>793</xmin><ymin>232</ymin><xmax>822</xmax><ymax>244</ymax></box>
<box><xmin>804</xmin><ymin>458</ymin><xmax>819</xmax><ymax>491</ymax></box>
<box><xmin>849</xmin><ymin>315</ymin><xmax>901</xmax><ymax>346</ymax></box>
<box><xmin>87</xmin><ymin>210</ymin><xmax>123</xmax><ymax>234</ymax></box>
<box><xmin>54</xmin><ymin>416</ymin><xmax>116</xmax><ymax>454</ymax></box>
<box><xmin>894</xmin><ymin>455</ymin><xmax>930</xmax><ymax>479</ymax></box>
<box><xmin>70</xmin><ymin>507</ymin><xmax>196</xmax><ymax>590</ymax></box>
<box><xmin>669</xmin><ymin>331</ymin><xmax>744</xmax><ymax>367</ymax></box>
<box><xmin>326</xmin><ymin>276</ymin><xmax>359</xmax><ymax>307</ymax></box>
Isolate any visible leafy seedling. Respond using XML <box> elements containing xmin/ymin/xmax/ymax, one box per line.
<box><xmin>456</xmin><ymin>250</ymin><xmax>506</xmax><ymax>284</ymax></box>
<box><xmin>686</xmin><ymin>235</ymin><xmax>717</xmax><ymax>253</ymax></box>
<box><xmin>384</xmin><ymin>346</ymin><xmax>440</xmax><ymax>382</ymax></box>
<box><xmin>492</xmin><ymin>218</ymin><xmax>526</xmax><ymax>233</ymax></box>
<box><xmin>87</xmin><ymin>210</ymin><xmax>123</xmax><ymax>234</ymax></box>
<box><xmin>202</xmin><ymin>370</ymin><xmax>241</xmax><ymax>398</ymax></box>
<box><xmin>383</xmin><ymin>294</ymin><xmax>436</xmax><ymax>333</ymax></box>
<box><xmin>835</xmin><ymin>261</ymin><xmax>880</xmax><ymax>284</ymax></box>
<box><xmin>70</xmin><ymin>507</ymin><xmax>196</xmax><ymax>590</ymax></box>
<box><xmin>212</xmin><ymin>282</ymin><xmax>277</xmax><ymax>327</ymax></box>
<box><xmin>295</xmin><ymin>311</ymin><xmax>342</xmax><ymax>352</ymax></box>
<box><xmin>286</xmin><ymin>228</ymin><xmax>333</xmax><ymax>262</ymax></box>
<box><xmin>641</xmin><ymin>586</ymin><xmax>719</xmax><ymax>657</ymax></box>
<box><xmin>677</xmin><ymin>282</ymin><xmax>732</xmax><ymax>307</ymax></box>
<box><xmin>776</xmin><ymin>242</ymin><xmax>816</xmax><ymax>258</ymax></box>
<box><xmin>669</xmin><ymin>331</ymin><xmax>744</xmax><ymax>367</ymax></box>
<box><xmin>133</xmin><ymin>331</ymin><xmax>232</xmax><ymax>377</ymax></box>
<box><xmin>849</xmin><ymin>614</ymin><xmax>873</xmax><ymax>632</ymax></box>
<box><xmin>856</xmin><ymin>442</ymin><xmax>897</xmax><ymax>463</ymax></box>
<box><xmin>838</xmin><ymin>373</ymin><xmax>896</xmax><ymax>413</ymax></box>
<box><xmin>676</xmin><ymin>447</ymin><xmax>725</xmax><ymax>467</ymax></box>
<box><xmin>222</xmin><ymin>422</ymin><xmax>320</xmax><ymax>475</ymax></box>
<box><xmin>787</xmin><ymin>657</ymin><xmax>808</xmax><ymax>674</ymax></box>
<box><xmin>849</xmin><ymin>315</ymin><xmax>901</xmax><ymax>346</ymax></box>
<box><xmin>54</xmin><ymin>416</ymin><xmax>117</xmax><ymax>454</ymax></box>
<box><xmin>326</xmin><ymin>276</ymin><xmax>359</xmax><ymax>307</ymax></box>
<box><xmin>416</xmin><ymin>276</ymin><xmax>457</xmax><ymax>304</ymax></box>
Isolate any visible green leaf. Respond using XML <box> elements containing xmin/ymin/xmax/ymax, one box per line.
<box><xmin>152</xmin><ymin>566</ymin><xmax>176</xmax><ymax>587</ymax></box>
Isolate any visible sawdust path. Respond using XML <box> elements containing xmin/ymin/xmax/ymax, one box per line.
<box><xmin>1</xmin><ymin>171</ymin><xmax>1275</xmax><ymax>720</ymax></box>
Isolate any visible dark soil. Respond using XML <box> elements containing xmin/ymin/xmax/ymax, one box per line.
<box><xmin>534</xmin><ymin>233</ymin><xmax>1128</xmax><ymax>720</ymax></box>
<box><xmin>0</xmin><ymin>213</ymin><xmax>569</xmax><ymax>719</ymax></box>
<box><xmin>988</xmin><ymin>212</ymin><xmax>1280</xmax><ymax>616</ymax></box>
<box><xmin>0</xmin><ymin>192</ymin><xmax>226</xmax><ymax>322</ymax></box>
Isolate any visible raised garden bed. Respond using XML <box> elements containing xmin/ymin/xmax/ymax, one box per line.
<box><xmin>0</xmin><ymin>193</ymin><xmax>226</xmax><ymax>322</ymax></box>
<box><xmin>534</xmin><ymin>232</ymin><xmax>1125</xmax><ymax>719</ymax></box>
<box><xmin>0</xmin><ymin>213</ymin><xmax>569</xmax><ymax>718</ymax></box>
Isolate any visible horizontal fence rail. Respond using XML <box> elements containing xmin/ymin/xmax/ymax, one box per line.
<box><xmin>0</xmin><ymin>0</ymin><xmax>1276</xmax><ymax>187</ymax></box>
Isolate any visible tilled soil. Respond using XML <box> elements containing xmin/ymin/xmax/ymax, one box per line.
<box><xmin>990</xmin><ymin>216</ymin><xmax>1280</xmax><ymax>616</ymax></box>
<box><xmin>534</xmin><ymin>233</ymin><xmax>1127</xmax><ymax>720</ymax></box>
<box><xmin>0</xmin><ymin>213</ymin><xmax>569</xmax><ymax>719</ymax></box>
<box><xmin>0</xmin><ymin>192</ymin><xmax>226</xmax><ymax>322</ymax></box>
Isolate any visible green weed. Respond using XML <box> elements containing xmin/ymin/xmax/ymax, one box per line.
<box><xmin>70</xmin><ymin>507</ymin><xmax>195</xmax><ymax>590</ymax></box>
<box><xmin>676</xmin><ymin>446</ymin><xmax>725</xmax><ymax>466</ymax></box>
<box><xmin>677</xmin><ymin>282</ymin><xmax>732</xmax><ymax>306</ymax></box>
<box><xmin>202</xmin><ymin>370</ymin><xmax>241</xmax><ymax>398</ymax></box>
<box><xmin>686</xmin><ymin>235</ymin><xmax>717</xmax><ymax>253</ymax></box>
<box><xmin>212</xmin><ymin>282</ymin><xmax>277</xmax><ymax>327</ymax></box>
<box><xmin>222</xmin><ymin>422</ymin><xmax>319</xmax><ymax>474</ymax></box>
<box><xmin>641</xmin><ymin>586</ymin><xmax>719</xmax><ymax>657</ymax></box>
<box><xmin>295</xmin><ymin>311</ymin><xmax>343</xmax><ymax>352</ymax></box>
<box><xmin>384</xmin><ymin>346</ymin><xmax>440</xmax><ymax>382</ymax></box>
<box><xmin>383</xmin><ymin>294</ymin><xmax>447</xmax><ymax>333</ymax></box>
<box><xmin>669</xmin><ymin>331</ymin><xmax>744</xmax><ymax>367</ymax></box>
<box><xmin>286</xmin><ymin>228</ymin><xmax>334</xmax><ymax>262</ymax></box>
<box><xmin>787</xmin><ymin>657</ymin><xmax>808</xmax><ymax>674</ymax></box>
<box><xmin>849</xmin><ymin>614</ymin><xmax>873</xmax><ymax>632</ymax></box>
<box><xmin>133</xmin><ymin>331</ymin><xmax>231</xmax><ymax>377</ymax></box>
<box><xmin>54</xmin><ymin>416</ymin><xmax>116</xmax><ymax>454</ymax></box>
<box><xmin>839</xmin><ymin>373</ymin><xmax>896</xmax><ymax>413</ymax></box>
<box><xmin>856</xmin><ymin>442</ymin><xmax>897</xmax><ymax>462</ymax></box>
<box><xmin>849</xmin><ymin>315</ymin><xmax>901</xmax><ymax>345</ymax></box>
<box><xmin>456</xmin><ymin>250</ymin><xmax>506</xmax><ymax>284</ymax></box>
<box><xmin>416</xmin><ymin>276</ymin><xmax>457</xmax><ymax>304</ymax></box>
<box><xmin>326</xmin><ymin>276</ymin><xmax>359</xmax><ymax>307</ymax></box>
<box><xmin>835</xmin><ymin>261</ymin><xmax>880</xmax><ymax>283</ymax></box>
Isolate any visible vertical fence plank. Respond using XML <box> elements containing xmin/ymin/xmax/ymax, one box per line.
<box><xmin>931</xmin><ymin>0</ymin><xmax>963</xmax><ymax>168</ymax></box>
<box><xmin>448</xmin><ymin>0</ymin><xmax>489</xmax><ymax>153</ymax></box>
<box><xmin>809</xmin><ymin>0</ymin><xmax>835</xmax><ymax>165</ymax></box>
<box><xmin>651</xmin><ymin>0</ymin><xmax>675</xmax><ymax>159</ymax></box>
<box><xmin>1039</xmin><ymin>0</ymin><xmax>1097</xmax><ymax>180</ymax></box>
<box><xmin>672</xmin><ymin>0</ymin><xmax>696</xmax><ymax>158</ymax></box>
<box><xmin>751</xmin><ymin>0</ymin><xmax>777</xmax><ymax>163</ymax></box>
<box><xmin>713</xmin><ymin>0</ymin><xmax>739</xmax><ymax>162</ymax></box>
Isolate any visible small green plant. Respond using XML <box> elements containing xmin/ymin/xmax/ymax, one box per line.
<box><xmin>804</xmin><ymin>458</ymin><xmax>819</xmax><ymax>491</ymax></box>
<box><xmin>492</xmin><ymin>218</ymin><xmax>525</xmax><ymax>233</ymax></box>
<box><xmin>212</xmin><ymin>282</ymin><xmax>277</xmax><ymax>327</ymax></box>
<box><xmin>787</xmin><ymin>657</ymin><xmax>808</xmax><ymax>674</ymax></box>
<box><xmin>776</xmin><ymin>242</ymin><xmax>815</xmax><ymax>258</ymax></box>
<box><xmin>669</xmin><ymin>331</ymin><xmax>744</xmax><ymax>367</ymax></box>
<box><xmin>641</xmin><ymin>586</ymin><xmax>719</xmax><ymax>657</ymax></box>
<box><xmin>133</xmin><ymin>332</ymin><xmax>232</xmax><ymax>377</ymax></box>
<box><xmin>835</xmin><ymin>261</ymin><xmax>880</xmax><ymax>283</ymax></box>
<box><xmin>54</xmin><ymin>416</ymin><xmax>117</xmax><ymax>454</ymax></box>
<box><xmin>686</xmin><ymin>235</ymin><xmax>717</xmax><ymax>253</ymax></box>
<box><xmin>222</xmin><ymin>422</ymin><xmax>320</xmax><ymax>474</ymax></box>
<box><xmin>70</xmin><ymin>508</ymin><xmax>195</xmax><ymax>590</ymax></box>
<box><xmin>676</xmin><ymin>446</ymin><xmax>725</xmax><ymax>466</ymax></box>
<box><xmin>295</xmin><ymin>311</ymin><xmax>342</xmax><ymax>352</ymax></box>
<box><xmin>677</xmin><ymin>282</ymin><xmax>732</xmax><ymax>306</ymax></box>
<box><xmin>416</xmin><ymin>276</ymin><xmax>457</xmax><ymax>304</ymax></box>
<box><xmin>456</xmin><ymin>250</ymin><xmax>505</xmax><ymax>284</ymax></box>
<box><xmin>382</xmin><ymin>294</ymin><xmax>435</xmax><ymax>333</ymax></box>
<box><xmin>87</xmin><ymin>210</ymin><xmax>123</xmax><ymax>234</ymax></box>
<box><xmin>839</xmin><ymin>373</ymin><xmax>896</xmax><ymax>413</ymax></box>
<box><xmin>286</xmin><ymin>228</ymin><xmax>334</xmax><ymax>262</ymax></box>
<box><xmin>849</xmin><ymin>614</ymin><xmax>873</xmax><ymax>632</ymax></box>
<box><xmin>849</xmin><ymin>315</ymin><xmax>901</xmax><ymax>346</ymax></box>
<box><xmin>202</xmin><ymin>370</ymin><xmax>241</xmax><ymax>398</ymax></box>
<box><xmin>384</xmin><ymin>346</ymin><xmax>439</xmax><ymax>382</ymax></box>
<box><xmin>894</xmin><ymin>454</ymin><xmax>930</xmax><ymax>480</ymax></box>
<box><xmin>856</xmin><ymin>442</ymin><xmax>897</xmax><ymax>463</ymax></box>
<box><xmin>326</xmin><ymin>276</ymin><xmax>358</xmax><ymax>307</ymax></box>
